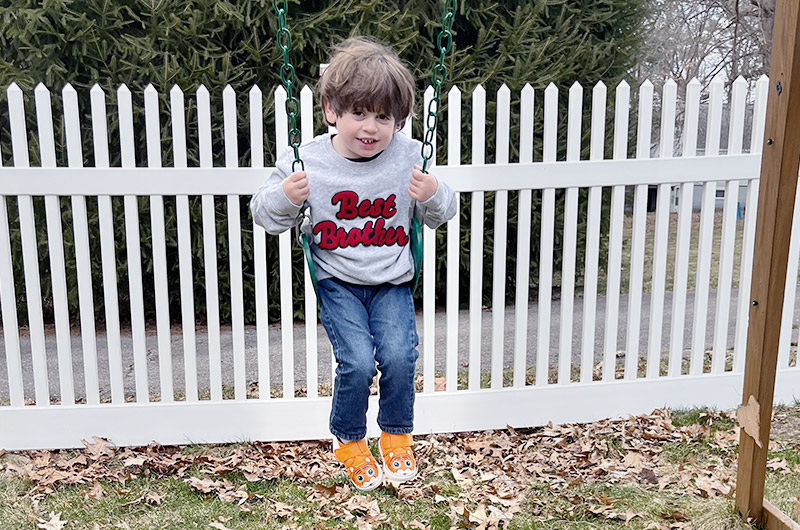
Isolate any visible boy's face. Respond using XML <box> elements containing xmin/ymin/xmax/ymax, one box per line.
<box><xmin>324</xmin><ymin>101</ymin><xmax>397</xmax><ymax>159</ymax></box>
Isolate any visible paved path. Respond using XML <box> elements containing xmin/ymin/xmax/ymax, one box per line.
<box><xmin>2</xmin><ymin>287</ymin><xmax>799</xmax><ymax>401</ymax></box>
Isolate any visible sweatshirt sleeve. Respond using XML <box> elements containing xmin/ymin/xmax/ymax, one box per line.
<box><xmin>249</xmin><ymin>151</ymin><xmax>303</xmax><ymax>235</ymax></box>
<box><xmin>417</xmin><ymin>177</ymin><xmax>457</xmax><ymax>229</ymax></box>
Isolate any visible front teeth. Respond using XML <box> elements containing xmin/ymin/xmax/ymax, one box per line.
<box><xmin>360</xmin><ymin>139</ymin><xmax>375</xmax><ymax>144</ymax></box>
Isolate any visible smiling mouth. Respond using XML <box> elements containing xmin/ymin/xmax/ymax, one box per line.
<box><xmin>359</xmin><ymin>138</ymin><xmax>377</xmax><ymax>144</ymax></box>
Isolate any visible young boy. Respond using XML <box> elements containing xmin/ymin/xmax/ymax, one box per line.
<box><xmin>250</xmin><ymin>37</ymin><xmax>456</xmax><ymax>491</ymax></box>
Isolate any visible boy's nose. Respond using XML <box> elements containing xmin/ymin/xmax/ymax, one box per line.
<box><xmin>362</xmin><ymin>118</ymin><xmax>378</xmax><ymax>133</ymax></box>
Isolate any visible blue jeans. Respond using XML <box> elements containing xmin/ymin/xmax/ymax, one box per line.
<box><xmin>318</xmin><ymin>277</ymin><xmax>419</xmax><ymax>441</ymax></box>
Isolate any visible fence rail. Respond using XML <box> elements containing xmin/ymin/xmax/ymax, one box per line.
<box><xmin>1</xmin><ymin>75</ymin><xmax>799</xmax><ymax>451</ymax></box>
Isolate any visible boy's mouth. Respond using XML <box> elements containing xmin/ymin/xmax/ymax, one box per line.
<box><xmin>359</xmin><ymin>138</ymin><xmax>377</xmax><ymax>145</ymax></box>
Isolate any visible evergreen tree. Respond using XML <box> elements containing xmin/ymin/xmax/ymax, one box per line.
<box><xmin>0</xmin><ymin>0</ymin><xmax>647</xmax><ymax>324</ymax></box>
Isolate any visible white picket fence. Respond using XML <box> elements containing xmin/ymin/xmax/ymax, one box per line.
<box><xmin>1</xmin><ymin>76</ymin><xmax>799</xmax><ymax>451</ymax></box>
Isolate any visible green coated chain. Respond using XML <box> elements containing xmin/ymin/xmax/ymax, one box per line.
<box><xmin>273</xmin><ymin>0</ymin><xmax>304</xmax><ymax>172</ymax></box>
<box><xmin>420</xmin><ymin>0</ymin><xmax>457</xmax><ymax>174</ymax></box>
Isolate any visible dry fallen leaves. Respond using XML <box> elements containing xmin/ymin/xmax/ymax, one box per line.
<box><xmin>0</xmin><ymin>407</ymin><xmax>782</xmax><ymax>527</ymax></box>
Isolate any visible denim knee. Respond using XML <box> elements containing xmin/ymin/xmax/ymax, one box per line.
<box><xmin>337</xmin><ymin>356</ymin><xmax>378</xmax><ymax>383</ymax></box>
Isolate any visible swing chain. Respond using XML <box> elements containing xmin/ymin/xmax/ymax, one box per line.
<box><xmin>420</xmin><ymin>0</ymin><xmax>457</xmax><ymax>173</ymax></box>
<box><xmin>273</xmin><ymin>0</ymin><xmax>304</xmax><ymax>172</ymax></box>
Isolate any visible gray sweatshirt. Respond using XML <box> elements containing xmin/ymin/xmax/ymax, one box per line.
<box><xmin>250</xmin><ymin>132</ymin><xmax>457</xmax><ymax>285</ymax></box>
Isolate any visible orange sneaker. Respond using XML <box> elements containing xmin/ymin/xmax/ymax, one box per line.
<box><xmin>379</xmin><ymin>432</ymin><xmax>417</xmax><ymax>482</ymax></box>
<box><xmin>333</xmin><ymin>439</ymin><xmax>383</xmax><ymax>491</ymax></box>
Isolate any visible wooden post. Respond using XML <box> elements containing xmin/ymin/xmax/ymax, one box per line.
<box><xmin>736</xmin><ymin>0</ymin><xmax>800</xmax><ymax>525</ymax></box>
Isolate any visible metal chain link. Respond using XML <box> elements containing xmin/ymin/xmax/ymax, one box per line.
<box><xmin>273</xmin><ymin>0</ymin><xmax>304</xmax><ymax>172</ymax></box>
<box><xmin>421</xmin><ymin>0</ymin><xmax>457</xmax><ymax>173</ymax></box>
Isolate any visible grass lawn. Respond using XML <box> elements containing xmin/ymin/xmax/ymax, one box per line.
<box><xmin>588</xmin><ymin>208</ymin><xmax>747</xmax><ymax>296</ymax></box>
<box><xmin>1</xmin><ymin>400</ymin><xmax>798</xmax><ymax>530</ymax></box>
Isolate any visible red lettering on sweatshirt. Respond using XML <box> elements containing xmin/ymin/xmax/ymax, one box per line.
<box><xmin>314</xmin><ymin>219</ymin><xmax>409</xmax><ymax>250</ymax></box>
<box><xmin>332</xmin><ymin>191</ymin><xmax>397</xmax><ymax>220</ymax></box>
<box><xmin>316</xmin><ymin>192</ymin><xmax>407</xmax><ymax>250</ymax></box>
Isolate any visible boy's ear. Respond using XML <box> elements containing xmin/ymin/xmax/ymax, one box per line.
<box><xmin>322</xmin><ymin>99</ymin><xmax>337</xmax><ymax>127</ymax></box>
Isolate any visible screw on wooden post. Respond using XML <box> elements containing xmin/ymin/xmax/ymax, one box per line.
<box><xmin>735</xmin><ymin>1</ymin><xmax>800</xmax><ymax>528</ymax></box>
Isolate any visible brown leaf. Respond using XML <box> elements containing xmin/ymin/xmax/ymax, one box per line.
<box><xmin>344</xmin><ymin>495</ymin><xmax>381</xmax><ymax>518</ymax></box>
<box><xmin>272</xmin><ymin>501</ymin><xmax>295</xmax><ymax>517</ymax></box>
<box><xmin>766</xmin><ymin>458</ymin><xmax>791</xmax><ymax>474</ymax></box>
<box><xmin>82</xmin><ymin>437</ymin><xmax>116</xmax><ymax>460</ymax></box>
<box><xmin>736</xmin><ymin>395</ymin><xmax>762</xmax><ymax>448</ymax></box>
<box><xmin>623</xmin><ymin>451</ymin><xmax>645</xmax><ymax>469</ymax></box>
<box><xmin>123</xmin><ymin>457</ymin><xmax>146</xmax><ymax>468</ymax></box>
<box><xmin>662</xmin><ymin>509</ymin><xmax>691</xmax><ymax>522</ymax></box>
<box><xmin>37</xmin><ymin>512</ymin><xmax>67</xmax><ymax>530</ymax></box>
<box><xmin>186</xmin><ymin>477</ymin><xmax>224</xmax><ymax>494</ymax></box>
<box><xmin>145</xmin><ymin>492</ymin><xmax>165</xmax><ymax>506</ymax></box>
<box><xmin>312</xmin><ymin>483</ymin><xmax>338</xmax><ymax>497</ymax></box>
<box><xmin>625</xmin><ymin>508</ymin><xmax>643</xmax><ymax>525</ymax></box>
<box><xmin>82</xmin><ymin>482</ymin><xmax>105</xmax><ymax>500</ymax></box>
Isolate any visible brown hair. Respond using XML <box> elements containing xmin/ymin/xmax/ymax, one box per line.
<box><xmin>318</xmin><ymin>37</ymin><xmax>415</xmax><ymax>128</ymax></box>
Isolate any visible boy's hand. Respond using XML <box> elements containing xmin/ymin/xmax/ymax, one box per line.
<box><xmin>409</xmin><ymin>165</ymin><xmax>438</xmax><ymax>203</ymax></box>
<box><xmin>283</xmin><ymin>170</ymin><xmax>309</xmax><ymax>205</ymax></box>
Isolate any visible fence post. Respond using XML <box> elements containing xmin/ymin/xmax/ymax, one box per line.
<box><xmin>735</xmin><ymin>0</ymin><xmax>800</xmax><ymax>526</ymax></box>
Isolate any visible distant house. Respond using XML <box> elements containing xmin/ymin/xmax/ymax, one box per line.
<box><xmin>647</xmin><ymin>96</ymin><xmax>757</xmax><ymax>213</ymax></box>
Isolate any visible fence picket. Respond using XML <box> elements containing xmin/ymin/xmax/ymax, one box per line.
<box><xmin>468</xmin><ymin>85</ymin><xmax>486</xmax><ymax>391</ymax></box>
<box><xmin>90</xmin><ymin>85</ymin><xmax>125</xmax><ymax>403</ymax></box>
<box><xmin>300</xmin><ymin>85</ymin><xmax>318</xmax><ymax>398</ymax></box>
<box><xmin>144</xmin><ymin>85</ymin><xmax>174</xmax><ymax>402</ymax></box>
<box><xmin>197</xmin><ymin>85</ymin><xmax>223</xmax><ymax>402</ymax></box>
<box><xmin>670</xmin><ymin>79</ymin><xmax>701</xmax><ymax>377</ymax></box>
<box><xmin>0</xmin><ymin>131</ymin><xmax>23</xmax><ymax>406</ymax></box>
<box><xmin>779</xmin><ymin>186</ymin><xmax>800</xmax><ymax>370</ymax></box>
<box><xmin>119</xmin><ymin>85</ymin><xmax>149</xmax><ymax>402</ymax></box>
<box><xmin>222</xmin><ymin>86</ymin><xmax>247</xmax><ymax>401</ymax></box>
<box><xmin>647</xmin><ymin>79</ymin><xmax>676</xmax><ymax>379</ymax></box>
<box><xmin>603</xmin><ymin>81</ymin><xmax>630</xmax><ymax>381</ymax></box>
<box><xmin>63</xmin><ymin>84</ymin><xmax>93</xmax><ymax>407</ymax></box>
<box><xmin>735</xmin><ymin>75</ymin><xmax>769</xmax><ymax>372</ymax></box>
<box><xmin>170</xmin><ymin>85</ymin><xmax>198</xmax><ymax>402</ymax></box>
<box><xmin>625</xmin><ymin>80</ymin><xmax>653</xmax><ymax>380</ymax></box>
<box><xmin>250</xmin><ymin>85</ymin><xmax>271</xmax><ymax>400</ymax></box>
<box><xmin>275</xmin><ymin>87</ymin><xmax>295</xmax><ymax>399</ymax></box>
<box><xmin>713</xmin><ymin>77</ymin><xmax>747</xmax><ymax>374</ymax></box>
<box><xmin>36</xmin><ymin>84</ymin><xmax>75</xmax><ymax>404</ymax></box>
<box><xmin>513</xmin><ymin>84</ymin><xmax>534</xmax><ymax>388</ymax></box>
<box><xmin>491</xmin><ymin>85</ymin><xmax>510</xmax><ymax>389</ymax></box>
<box><xmin>581</xmin><ymin>82</ymin><xmax>606</xmax><ymax>382</ymax></box>
<box><xmin>691</xmin><ymin>78</ymin><xmax>724</xmax><ymax>375</ymax></box>
<box><xmin>559</xmin><ymin>82</ymin><xmax>581</xmax><ymax>384</ymax></box>
<box><xmin>446</xmin><ymin>85</ymin><xmax>461</xmax><ymax>392</ymax></box>
<box><xmin>538</xmin><ymin>83</ymin><xmax>558</xmax><ymax>386</ymax></box>
<box><xmin>8</xmin><ymin>83</ymin><xmax>50</xmax><ymax>406</ymax></box>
